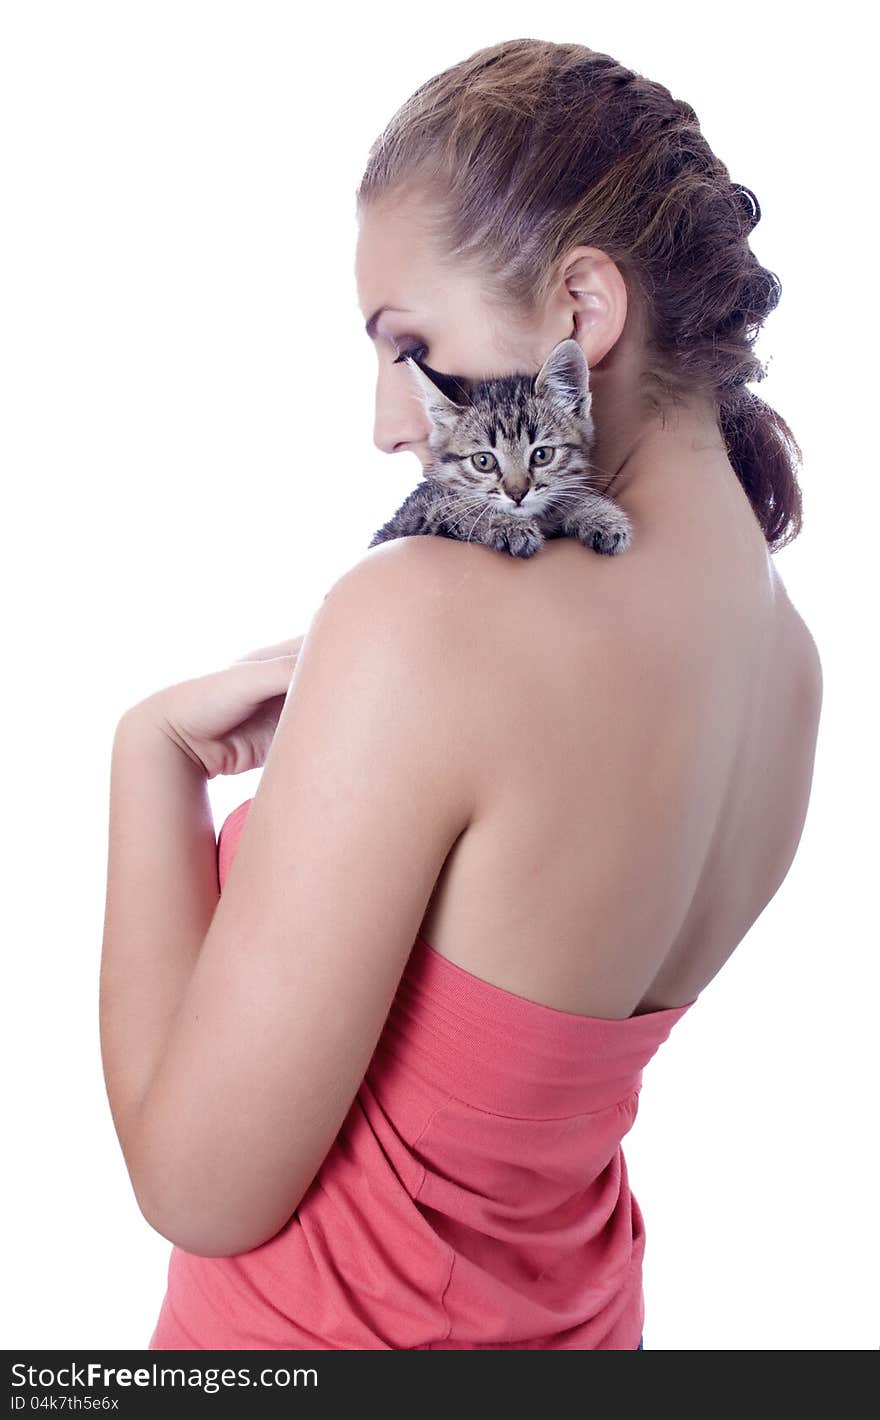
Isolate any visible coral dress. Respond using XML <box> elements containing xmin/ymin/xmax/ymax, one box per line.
<box><xmin>149</xmin><ymin>797</ymin><xmax>695</xmax><ymax>1349</ymax></box>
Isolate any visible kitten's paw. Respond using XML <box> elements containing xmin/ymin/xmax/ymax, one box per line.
<box><xmin>588</xmin><ymin>525</ymin><xmax>631</xmax><ymax>555</ymax></box>
<box><xmin>493</xmin><ymin>522</ymin><xmax>545</xmax><ymax>558</ymax></box>
<box><xmin>569</xmin><ymin>507</ymin><xmax>632</xmax><ymax>556</ymax></box>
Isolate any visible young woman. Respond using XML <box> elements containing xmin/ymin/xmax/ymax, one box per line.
<box><xmin>100</xmin><ymin>39</ymin><xmax>823</xmax><ymax>1350</ymax></box>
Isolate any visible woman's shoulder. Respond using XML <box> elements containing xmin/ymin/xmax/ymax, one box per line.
<box><xmin>340</xmin><ymin>532</ymin><xmax>503</xmax><ymax>595</ymax></box>
<box><xmin>338</xmin><ymin>532</ymin><xmax>628</xmax><ymax>662</ymax></box>
<box><xmin>769</xmin><ymin>561</ymin><xmax>824</xmax><ymax>705</ymax></box>
<box><xmin>341</xmin><ymin>530</ymin><xmax>624</xmax><ymax>619</ymax></box>
<box><xmin>335</xmin><ymin>531</ymin><xmax>668</xmax><ymax>679</ymax></box>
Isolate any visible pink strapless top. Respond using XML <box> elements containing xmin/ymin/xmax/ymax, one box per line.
<box><xmin>149</xmin><ymin>796</ymin><xmax>696</xmax><ymax>1350</ymax></box>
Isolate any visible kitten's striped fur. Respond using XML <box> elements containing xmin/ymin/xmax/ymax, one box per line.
<box><xmin>368</xmin><ymin>338</ymin><xmax>632</xmax><ymax>559</ymax></box>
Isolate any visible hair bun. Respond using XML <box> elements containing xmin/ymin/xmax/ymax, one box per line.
<box><xmin>732</xmin><ymin>182</ymin><xmax>761</xmax><ymax>231</ymax></box>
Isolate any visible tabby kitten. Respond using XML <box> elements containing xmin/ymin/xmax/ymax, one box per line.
<box><xmin>367</xmin><ymin>337</ymin><xmax>632</xmax><ymax>559</ymax></box>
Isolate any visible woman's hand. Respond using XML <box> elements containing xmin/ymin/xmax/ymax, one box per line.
<box><xmin>123</xmin><ymin>634</ymin><xmax>307</xmax><ymax>779</ymax></box>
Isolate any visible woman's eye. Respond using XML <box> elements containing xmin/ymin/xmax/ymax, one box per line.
<box><xmin>393</xmin><ymin>344</ymin><xmax>428</xmax><ymax>365</ymax></box>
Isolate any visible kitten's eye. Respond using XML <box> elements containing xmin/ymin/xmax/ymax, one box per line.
<box><xmin>531</xmin><ymin>446</ymin><xmax>556</xmax><ymax>467</ymax></box>
<box><xmin>393</xmin><ymin>344</ymin><xmax>429</xmax><ymax>365</ymax></box>
<box><xmin>470</xmin><ymin>451</ymin><xmax>498</xmax><ymax>473</ymax></box>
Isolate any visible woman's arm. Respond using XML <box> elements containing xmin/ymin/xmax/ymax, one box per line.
<box><xmin>98</xmin><ymin>542</ymin><xmax>483</xmax><ymax>1257</ymax></box>
<box><xmin>99</xmin><ymin>709</ymin><xmax>220</xmax><ymax>1212</ymax></box>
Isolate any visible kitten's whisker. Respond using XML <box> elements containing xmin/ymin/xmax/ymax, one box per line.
<box><xmin>440</xmin><ymin>492</ymin><xmax>489</xmax><ymax>525</ymax></box>
<box><xmin>462</xmin><ymin>502</ymin><xmax>495</xmax><ymax>542</ymax></box>
<box><xmin>444</xmin><ymin>501</ymin><xmax>491</xmax><ymax>537</ymax></box>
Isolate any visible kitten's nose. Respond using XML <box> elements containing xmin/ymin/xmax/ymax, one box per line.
<box><xmin>507</xmin><ymin>487</ymin><xmax>528</xmax><ymax>504</ymax></box>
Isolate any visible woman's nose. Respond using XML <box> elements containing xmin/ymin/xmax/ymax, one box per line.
<box><xmin>374</xmin><ymin>418</ymin><xmax>430</xmax><ymax>456</ymax></box>
<box><xmin>373</xmin><ymin>375</ymin><xmax>431</xmax><ymax>455</ymax></box>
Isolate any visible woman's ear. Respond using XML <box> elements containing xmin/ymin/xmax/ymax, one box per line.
<box><xmin>557</xmin><ymin>246</ymin><xmax>628</xmax><ymax>367</ymax></box>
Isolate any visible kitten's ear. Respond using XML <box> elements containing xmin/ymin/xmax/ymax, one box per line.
<box><xmin>403</xmin><ymin>357</ymin><xmax>468</xmax><ymax>426</ymax></box>
<box><xmin>534</xmin><ymin>338</ymin><xmax>592</xmax><ymax>417</ymax></box>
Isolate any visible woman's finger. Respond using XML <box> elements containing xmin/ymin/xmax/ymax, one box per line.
<box><xmin>233</xmin><ymin>633</ymin><xmax>307</xmax><ymax>664</ymax></box>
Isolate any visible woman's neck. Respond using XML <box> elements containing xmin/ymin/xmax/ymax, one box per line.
<box><xmin>591</xmin><ymin>393</ymin><xmax>729</xmax><ymax>502</ymax></box>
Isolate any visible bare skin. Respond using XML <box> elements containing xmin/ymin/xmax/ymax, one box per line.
<box><xmin>356</xmin><ymin>197</ymin><xmax>823</xmax><ymax>1020</ymax></box>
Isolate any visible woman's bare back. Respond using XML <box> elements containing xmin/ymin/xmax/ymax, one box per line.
<box><xmin>418</xmin><ymin>455</ymin><xmax>823</xmax><ymax>1020</ymax></box>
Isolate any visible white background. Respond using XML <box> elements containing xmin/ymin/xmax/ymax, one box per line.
<box><xmin>1</xmin><ymin>0</ymin><xmax>875</xmax><ymax>1351</ymax></box>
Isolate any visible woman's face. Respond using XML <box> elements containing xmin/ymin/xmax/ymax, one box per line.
<box><xmin>354</xmin><ymin>199</ymin><xmax>563</xmax><ymax>468</ymax></box>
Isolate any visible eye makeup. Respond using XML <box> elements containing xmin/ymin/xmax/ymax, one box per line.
<box><xmin>393</xmin><ymin>344</ymin><xmax>429</xmax><ymax>365</ymax></box>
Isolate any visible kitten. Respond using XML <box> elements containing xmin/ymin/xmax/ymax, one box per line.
<box><xmin>367</xmin><ymin>338</ymin><xmax>632</xmax><ymax>559</ymax></box>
